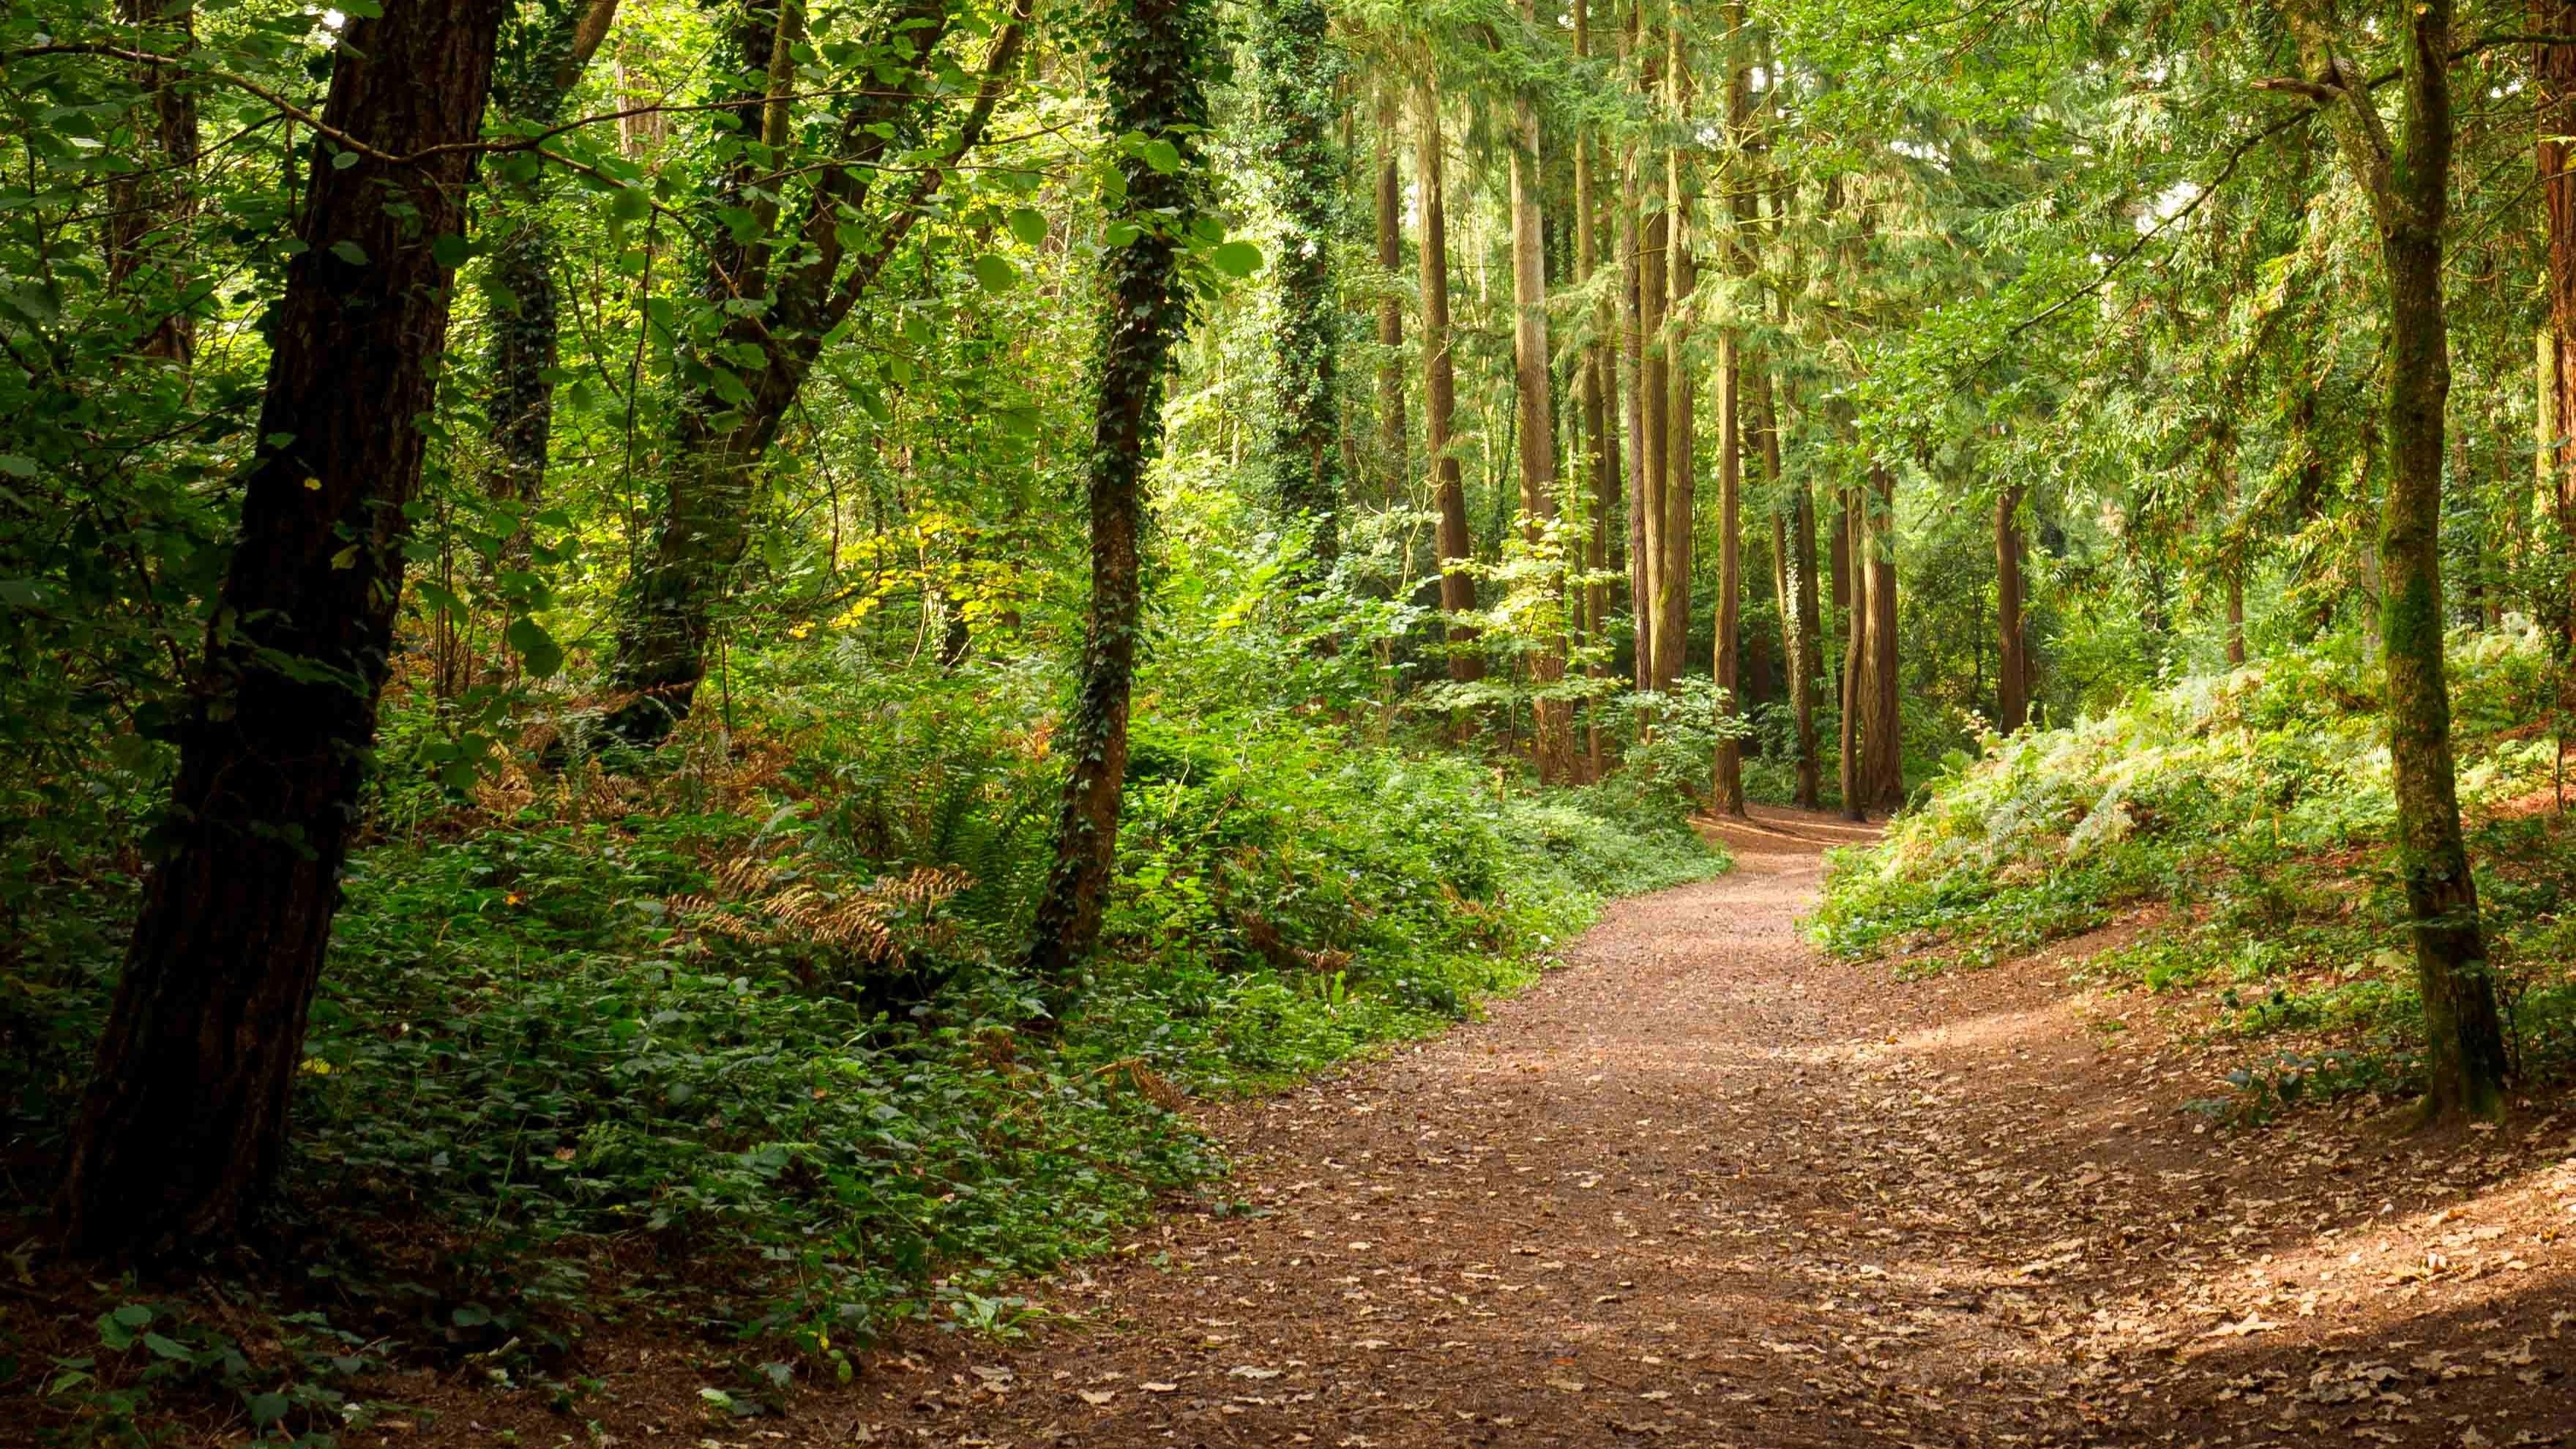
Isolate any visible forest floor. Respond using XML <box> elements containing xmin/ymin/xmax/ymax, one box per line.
<box><xmin>403</xmin><ymin>806</ymin><xmax>2576</xmax><ymax>1448</ymax></box>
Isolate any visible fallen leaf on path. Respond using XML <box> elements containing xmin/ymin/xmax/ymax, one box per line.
<box><xmin>1077</xmin><ymin>1390</ymin><xmax>1115</xmax><ymax>1406</ymax></box>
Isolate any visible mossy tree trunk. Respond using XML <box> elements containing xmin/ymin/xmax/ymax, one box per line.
<box><xmin>1507</xmin><ymin>30</ymin><xmax>1577</xmax><ymax>783</ymax></box>
<box><xmin>1996</xmin><ymin>484</ymin><xmax>2028</xmax><ymax>732</ymax></box>
<box><xmin>1416</xmin><ymin>76</ymin><xmax>1482</xmax><ymax>684</ymax></box>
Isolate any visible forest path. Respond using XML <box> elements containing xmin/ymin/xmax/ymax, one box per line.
<box><xmin>697</xmin><ymin>807</ymin><xmax>2576</xmax><ymax>1446</ymax></box>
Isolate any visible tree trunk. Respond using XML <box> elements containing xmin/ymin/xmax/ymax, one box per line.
<box><xmin>2540</xmin><ymin>10</ymin><xmax>2576</xmax><ymax>649</ymax></box>
<box><xmin>608</xmin><ymin>0</ymin><xmax>1022</xmax><ymax>740</ymax></box>
<box><xmin>1416</xmin><ymin>78</ymin><xmax>1482</xmax><ymax>685</ymax></box>
<box><xmin>483</xmin><ymin>0</ymin><xmax>623</xmax><ymax>543</ymax></box>
<box><xmin>1373</xmin><ymin>82</ymin><xmax>1407</xmax><ymax>504</ymax></box>
<box><xmin>105</xmin><ymin>0</ymin><xmax>200</xmax><ymax>364</ymax></box>
<box><xmin>1768</xmin><ymin>372</ymin><xmax>1820</xmax><ymax>807</ymax></box>
<box><xmin>1574</xmin><ymin>0</ymin><xmax>1610</xmax><ymax>780</ymax></box>
<box><xmin>1022</xmin><ymin>0</ymin><xmax>1211</xmax><ymax>988</ymax></box>
<box><xmin>1252</xmin><ymin>0</ymin><xmax>1344</xmax><ymax>567</ymax></box>
<box><xmin>1711</xmin><ymin>335</ymin><xmax>1744</xmax><ymax>813</ymax></box>
<box><xmin>1861</xmin><ymin>462</ymin><xmax>1903</xmax><ymax>813</ymax></box>
<box><xmin>1653</xmin><ymin>21</ymin><xmax>1695</xmax><ymax>694</ymax></box>
<box><xmin>59</xmin><ymin>0</ymin><xmax>510</xmax><ymax>1256</ymax></box>
<box><xmin>2309</xmin><ymin>0</ymin><xmax>2507</xmax><ymax>1116</ymax></box>
<box><xmin>1838</xmin><ymin>483</ymin><xmax>1864</xmax><ymax>822</ymax></box>
<box><xmin>1637</xmin><ymin>38</ymin><xmax>1669</xmax><ymax>692</ymax></box>
<box><xmin>1509</xmin><ymin>69</ymin><xmax>1577</xmax><ymax>784</ymax></box>
<box><xmin>1996</xmin><ymin>484</ymin><xmax>2028</xmax><ymax>733</ymax></box>
<box><xmin>1620</xmin><ymin>9</ymin><xmax>1651</xmax><ymax>692</ymax></box>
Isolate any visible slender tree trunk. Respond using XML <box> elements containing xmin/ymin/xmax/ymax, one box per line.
<box><xmin>1620</xmin><ymin>7</ymin><xmax>1651</xmax><ymax>691</ymax></box>
<box><xmin>1637</xmin><ymin>39</ymin><xmax>1669</xmax><ymax>692</ymax></box>
<box><xmin>1861</xmin><ymin>462</ymin><xmax>1903</xmax><ymax>812</ymax></box>
<box><xmin>1767</xmin><ymin>372</ymin><xmax>1820</xmax><ymax>807</ymax></box>
<box><xmin>1023</xmin><ymin>0</ymin><xmax>1211</xmax><ymax>988</ymax></box>
<box><xmin>483</xmin><ymin>0</ymin><xmax>623</xmax><ymax>545</ymax></box>
<box><xmin>1417</xmin><ymin>78</ymin><xmax>1482</xmax><ymax>685</ymax></box>
<box><xmin>1653</xmin><ymin>21</ymin><xmax>1695</xmax><ymax>693</ymax></box>
<box><xmin>1838</xmin><ymin>483</ymin><xmax>1864</xmax><ymax>821</ymax></box>
<box><xmin>1575</xmin><ymin>0</ymin><xmax>1610</xmax><ymax>779</ymax></box>
<box><xmin>2540</xmin><ymin>10</ymin><xmax>2576</xmax><ymax>649</ymax></box>
<box><xmin>1253</xmin><ymin>0</ymin><xmax>1344</xmax><ymax>567</ymax></box>
<box><xmin>1996</xmin><ymin>484</ymin><xmax>2028</xmax><ymax>732</ymax></box>
<box><xmin>2305</xmin><ymin>0</ymin><xmax>2506</xmax><ymax>1115</ymax></box>
<box><xmin>1509</xmin><ymin>59</ymin><xmax>1576</xmax><ymax>783</ymax></box>
<box><xmin>1711</xmin><ymin>337</ymin><xmax>1744</xmax><ymax>812</ymax></box>
<box><xmin>105</xmin><ymin>0</ymin><xmax>199</xmax><ymax>364</ymax></box>
<box><xmin>59</xmin><ymin>0</ymin><xmax>509</xmax><ymax>1256</ymax></box>
<box><xmin>1374</xmin><ymin>82</ymin><xmax>1407</xmax><ymax>504</ymax></box>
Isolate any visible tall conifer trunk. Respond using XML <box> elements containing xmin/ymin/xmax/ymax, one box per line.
<box><xmin>1653</xmin><ymin>15</ymin><xmax>1695</xmax><ymax>693</ymax></box>
<box><xmin>1023</xmin><ymin>0</ymin><xmax>1212</xmax><ymax>988</ymax></box>
<box><xmin>1417</xmin><ymin>78</ymin><xmax>1482</xmax><ymax>684</ymax></box>
<box><xmin>2539</xmin><ymin>11</ymin><xmax>2576</xmax><ymax>647</ymax></box>
<box><xmin>1373</xmin><ymin>83</ymin><xmax>1407</xmax><ymax>503</ymax></box>
<box><xmin>1507</xmin><ymin>17</ymin><xmax>1577</xmax><ymax>783</ymax></box>
<box><xmin>1996</xmin><ymin>484</ymin><xmax>2028</xmax><ymax>732</ymax></box>
<box><xmin>1575</xmin><ymin>0</ymin><xmax>1612</xmax><ymax>778</ymax></box>
<box><xmin>1862</xmin><ymin>461</ymin><xmax>1903</xmax><ymax>812</ymax></box>
<box><xmin>1838</xmin><ymin>483</ymin><xmax>1864</xmax><ymax>821</ymax></box>
<box><xmin>61</xmin><ymin>0</ymin><xmax>511</xmax><ymax>1256</ymax></box>
<box><xmin>105</xmin><ymin>0</ymin><xmax>198</xmax><ymax>363</ymax></box>
<box><xmin>1619</xmin><ymin>3</ymin><xmax>1651</xmax><ymax>691</ymax></box>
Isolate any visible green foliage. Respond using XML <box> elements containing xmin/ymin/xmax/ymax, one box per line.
<box><xmin>1815</xmin><ymin>627</ymin><xmax>2576</xmax><ymax>1105</ymax></box>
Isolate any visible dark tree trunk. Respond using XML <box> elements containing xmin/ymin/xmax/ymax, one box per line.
<box><xmin>2314</xmin><ymin>0</ymin><xmax>2507</xmax><ymax>1115</ymax></box>
<box><xmin>608</xmin><ymin>0</ymin><xmax>1025</xmax><ymax>740</ymax></box>
<box><xmin>1712</xmin><ymin>335</ymin><xmax>1744</xmax><ymax>813</ymax></box>
<box><xmin>1574</xmin><ymin>0</ymin><xmax>1611</xmax><ymax>779</ymax></box>
<box><xmin>1374</xmin><ymin>83</ymin><xmax>1407</xmax><ymax>504</ymax></box>
<box><xmin>1619</xmin><ymin>8</ymin><xmax>1650</xmax><ymax>691</ymax></box>
<box><xmin>1022</xmin><ymin>0</ymin><xmax>1211</xmax><ymax>988</ymax></box>
<box><xmin>1636</xmin><ymin>32</ymin><xmax>1669</xmax><ymax>692</ymax></box>
<box><xmin>1416</xmin><ymin>78</ymin><xmax>1482</xmax><ymax>685</ymax></box>
<box><xmin>105</xmin><ymin>0</ymin><xmax>200</xmax><ymax>363</ymax></box>
<box><xmin>1996</xmin><ymin>484</ymin><xmax>2028</xmax><ymax>733</ymax></box>
<box><xmin>1653</xmin><ymin>21</ymin><xmax>1694</xmax><ymax>693</ymax></box>
<box><xmin>1252</xmin><ymin>0</ymin><xmax>1344</xmax><ymax>567</ymax></box>
<box><xmin>482</xmin><ymin>0</ymin><xmax>622</xmax><ymax>544</ymax></box>
<box><xmin>59</xmin><ymin>0</ymin><xmax>510</xmax><ymax>1257</ymax></box>
<box><xmin>1861</xmin><ymin>463</ymin><xmax>1903</xmax><ymax>813</ymax></box>
<box><xmin>1766</xmin><ymin>370</ymin><xmax>1820</xmax><ymax>807</ymax></box>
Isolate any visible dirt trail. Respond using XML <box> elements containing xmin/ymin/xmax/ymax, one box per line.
<box><xmin>506</xmin><ymin>807</ymin><xmax>2576</xmax><ymax>1447</ymax></box>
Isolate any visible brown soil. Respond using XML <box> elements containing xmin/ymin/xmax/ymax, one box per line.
<box><xmin>399</xmin><ymin>805</ymin><xmax>2576</xmax><ymax>1448</ymax></box>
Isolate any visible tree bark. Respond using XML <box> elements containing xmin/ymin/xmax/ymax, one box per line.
<box><xmin>2304</xmin><ymin>0</ymin><xmax>2507</xmax><ymax>1115</ymax></box>
<box><xmin>1416</xmin><ymin>77</ymin><xmax>1482</xmax><ymax>685</ymax></box>
<box><xmin>1838</xmin><ymin>483</ymin><xmax>1864</xmax><ymax>822</ymax></box>
<box><xmin>608</xmin><ymin>0</ymin><xmax>1024</xmax><ymax>740</ymax></box>
<box><xmin>1022</xmin><ymin>0</ymin><xmax>1211</xmax><ymax>989</ymax></box>
<box><xmin>1861</xmin><ymin>462</ymin><xmax>1903</xmax><ymax>813</ymax></box>
<box><xmin>1996</xmin><ymin>484</ymin><xmax>2028</xmax><ymax>732</ymax></box>
<box><xmin>482</xmin><ymin>0</ymin><xmax>623</xmax><ymax>543</ymax></box>
<box><xmin>105</xmin><ymin>0</ymin><xmax>200</xmax><ymax>364</ymax></box>
<box><xmin>1653</xmin><ymin>20</ymin><xmax>1695</xmax><ymax>694</ymax></box>
<box><xmin>1373</xmin><ymin>81</ymin><xmax>1407</xmax><ymax>504</ymax></box>
<box><xmin>1768</xmin><ymin>371</ymin><xmax>1820</xmax><ymax>807</ymax></box>
<box><xmin>59</xmin><ymin>0</ymin><xmax>510</xmax><ymax>1256</ymax></box>
<box><xmin>1637</xmin><ymin>37</ymin><xmax>1669</xmax><ymax>692</ymax></box>
<box><xmin>2539</xmin><ymin>9</ymin><xmax>2576</xmax><ymax>649</ymax></box>
<box><xmin>1509</xmin><ymin>62</ymin><xmax>1577</xmax><ymax>784</ymax></box>
<box><xmin>1574</xmin><ymin>0</ymin><xmax>1611</xmax><ymax>779</ymax></box>
<box><xmin>1619</xmin><ymin>6</ymin><xmax>1651</xmax><ymax>691</ymax></box>
<box><xmin>1252</xmin><ymin>0</ymin><xmax>1344</xmax><ymax>567</ymax></box>
<box><xmin>1711</xmin><ymin>335</ymin><xmax>1744</xmax><ymax>813</ymax></box>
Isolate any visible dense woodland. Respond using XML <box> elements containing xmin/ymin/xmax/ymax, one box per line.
<box><xmin>11</xmin><ymin>0</ymin><xmax>2576</xmax><ymax>1438</ymax></box>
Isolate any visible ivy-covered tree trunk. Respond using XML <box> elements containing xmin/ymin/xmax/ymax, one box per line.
<box><xmin>482</xmin><ymin>0</ymin><xmax>622</xmax><ymax>539</ymax></box>
<box><xmin>2308</xmin><ymin>0</ymin><xmax>2506</xmax><ymax>1115</ymax></box>
<box><xmin>1252</xmin><ymin>0</ymin><xmax>1343</xmax><ymax>567</ymax></box>
<box><xmin>608</xmin><ymin>0</ymin><xmax>1026</xmax><ymax>740</ymax></box>
<box><xmin>1021</xmin><ymin>0</ymin><xmax>1211</xmax><ymax>988</ymax></box>
<box><xmin>59</xmin><ymin>0</ymin><xmax>509</xmax><ymax>1256</ymax></box>
<box><xmin>1996</xmin><ymin>484</ymin><xmax>2028</xmax><ymax>732</ymax></box>
<box><xmin>1416</xmin><ymin>77</ymin><xmax>1482</xmax><ymax>685</ymax></box>
<box><xmin>1508</xmin><ymin>57</ymin><xmax>1577</xmax><ymax>784</ymax></box>
<box><xmin>1766</xmin><ymin>369</ymin><xmax>1821</xmax><ymax>808</ymax></box>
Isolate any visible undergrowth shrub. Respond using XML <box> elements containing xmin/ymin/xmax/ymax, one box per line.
<box><xmin>1814</xmin><ymin>626</ymin><xmax>2576</xmax><ymax>1105</ymax></box>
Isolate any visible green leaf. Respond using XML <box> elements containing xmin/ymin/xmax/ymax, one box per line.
<box><xmin>971</xmin><ymin>253</ymin><xmax>1018</xmax><ymax>294</ymax></box>
<box><xmin>1211</xmin><ymin>240</ymin><xmax>1263</xmax><ymax>278</ymax></box>
<box><xmin>1007</xmin><ymin>207</ymin><xmax>1048</xmax><ymax>247</ymax></box>
<box><xmin>430</xmin><ymin>233</ymin><xmax>472</xmax><ymax>268</ymax></box>
<box><xmin>246</xmin><ymin>1391</ymin><xmax>290</xmax><ymax>1426</ymax></box>
<box><xmin>611</xmin><ymin>186</ymin><xmax>650</xmax><ymax>223</ymax></box>
<box><xmin>506</xmin><ymin>617</ymin><xmax>564</xmax><ymax>679</ymax></box>
<box><xmin>141</xmin><ymin>1332</ymin><xmax>192</xmax><ymax>1362</ymax></box>
<box><xmin>0</xmin><ymin>454</ymin><xmax>34</xmax><ymax>477</ymax></box>
<box><xmin>451</xmin><ymin>1304</ymin><xmax>493</xmax><ymax>1329</ymax></box>
<box><xmin>330</xmin><ymin>148</ymin><xmax>359</xmax><ymax>171</ymax></box>
<box><xmin>329</xmin><ymin>239</ymin><xmax>368</xmax><ymax>266</ymax></box>
<box><xmin>112</xmin><ymin>1305</ymin><xmax>152</xmax><ymax>1329</ymax></box>
<box><xmin>1137</xmin><ymin>138</ymin><xmax>1181</xmax><ymax>174</ymax></box>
